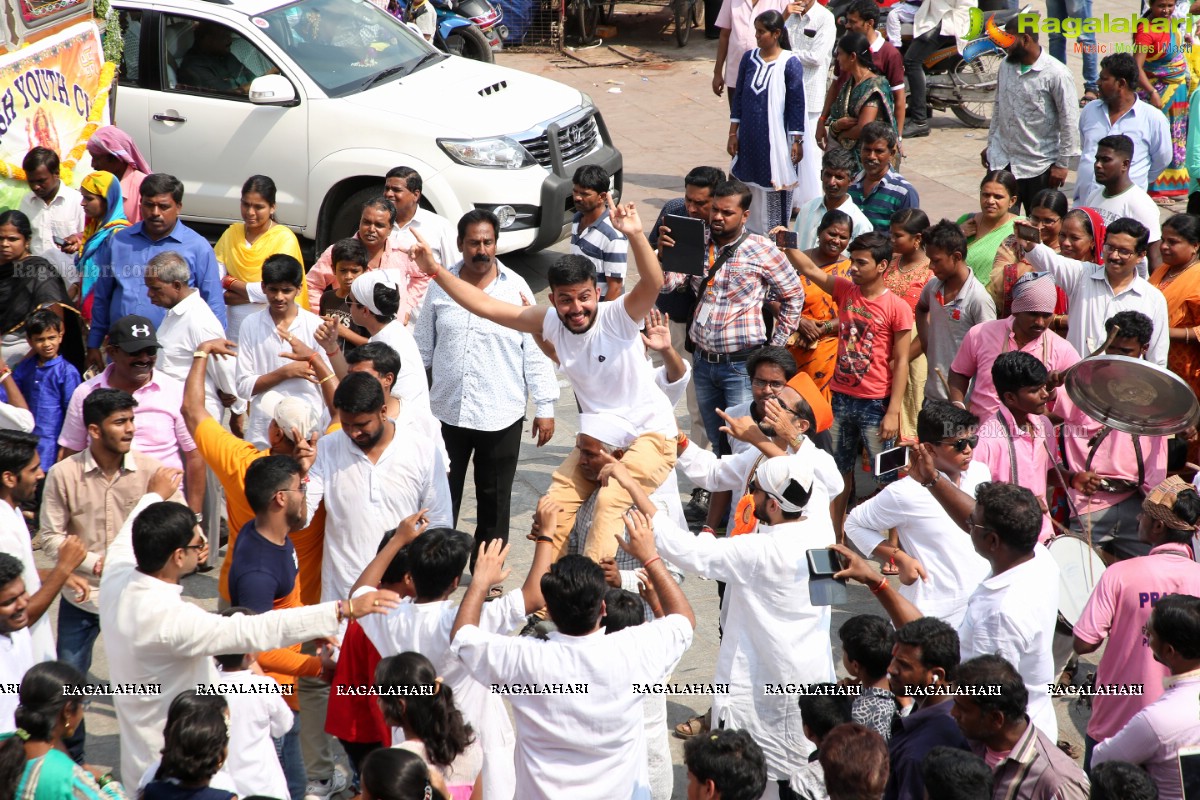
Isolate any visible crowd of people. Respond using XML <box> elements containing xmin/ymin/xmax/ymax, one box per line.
<box><xmin>0</xmin><ymin>2</ymin><xmax>1199</xmax><ymax>797</ymax></box>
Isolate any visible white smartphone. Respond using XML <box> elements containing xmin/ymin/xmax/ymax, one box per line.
<box><xmin>874</xmin><ymin>445</ymin><xmax>909</xmax><ymax>477</ymax></box>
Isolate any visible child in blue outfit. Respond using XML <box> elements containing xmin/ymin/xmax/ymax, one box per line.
<box><xmin>13</xmin><ymin>309</ymin><xmax>82</xmax><ymax>472</ymax></box>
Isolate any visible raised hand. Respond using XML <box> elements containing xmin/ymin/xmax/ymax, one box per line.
<box><xmin>396</xmin><ymin>508</ymin><xmax>431</xmax><ymax>542</ymax></box>
<box><xmin>472</xmin><ymin>538</ymin><xmax>512</xmax><ymax>588</ymax></box>
<box><xmin>148</xmin><ymin>467</ymin><xmax>183</xmax><ymax>500</ymax></box>
<box><xmin>606</xmin><ymin>195</ymin><xmax>645</xmax><ymax>239</ymax></box>
<box><xmin>599</xmin><ymin>557</ymin><xmax>622</xmax><ymax>588</ymax></box>
<box><xmin>762</xmin><ymin>398</ymin><xmax>801</xmax><ymax>444</ymax></box>
<box><xmin>408</xmin><ymin>228</ymin><xmax>442</xmax><ymax>276</ymax></box>
<box><xmin>198</xmin><ymin>338</ymin><xmax>238</xmax><ymax>359</ymax></box>
<box><xmin>829</xmin><ymin>543</ymin><xmax>881</xmax><ymax>586</ymax></box>
<box><xmin>640</xmin><ymin>308</ymin><xmax>672</xmax><ymax>353</ymax></box>
<box><xmin>349</xmin><ymin>589</ymin><xmax>402</xmax><ymax>618</ymax></box>
<box><xmin>615</xmin><ymin>507</ymin><xmax>658</xmax><ymax>564</ymax></box>
<box><xmin>534</xmin><ymin>496</ymin><xmax>562</xmax><ymax>538</ymax></box>
<box><xmin>906</xmin><ymin>443</ymin><xmax>938</xmax><ymax>488</ymax></box>
<box><xmin>716</xmin><ymin>407</ymin><xmax>767</xmax><ymax>445</ymax></box>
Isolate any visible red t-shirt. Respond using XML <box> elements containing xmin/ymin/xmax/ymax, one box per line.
<box><xmin>830</xmin><ymin>277</ymin><xmax>914</xmax><ymax>400</ymax></box>
<box><xmin>325</xmin><ymin>621</ymin><xmax>390</xmax><ymax>745</ymax></box>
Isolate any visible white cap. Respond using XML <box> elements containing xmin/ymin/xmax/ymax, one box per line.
<box><xmin>578</xmin><ymin>413</ymin><xmax>639</xmax><ymax>450</ymax></box>
<box><xmin>753</xmin><ymin>456</ymin><xmax>815</xmax><ymax>513</ymax></box>
<box><xmin>350</xmin><ymin>270</ymin><xmax>404</xmax><ymax>316</ymax></box>
<box><xmin>259</xmin><ymin>390</ymin><xmax>321</xmax><ymax>442</ymax></box>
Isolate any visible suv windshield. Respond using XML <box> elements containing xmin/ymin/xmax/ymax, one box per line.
<box><xmin>258</xmin><ymin>0</ymin><xmax>437</xmax><ymax>96</ymax></box>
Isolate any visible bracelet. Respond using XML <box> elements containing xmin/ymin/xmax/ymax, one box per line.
<box><xmin>643</xmin><ymin>555</ymin><xmax>662</xmax><ymax>570</ymax></box>
<box><xmin>870</xmin><ymin>575</ymin><xmax>889</xmax><ymax>594</ymax></box>
<box><xmin>324</xmin><ymin>348</ymin><xmax>339</xmax><ymax>356</ymax></box>
<box><xmin>307</xmin><ymin>353</ymin><xmax>318</xmax><ymax>365</ymax></box>
<box><xmin>335</xmin><ymin>599</ymin><xmax>345</xmax><ymax>624</ymax></box>
<box><xmin>677</xmin><ymin>433</ymin><xmax>689</xmax><ymax>453</ymax></box>
<box><xmin>193</xmin><ymin>350</ymin><xmax>209</xmax><ymax>359</ymax></box>
<box><xmin>97</xmin><ymin>774</ymin><xmax>114</xmax><ymax>788</ymax></box>
<box><xmin>535</xmin><ymin>535</ymin><xmax>554</xmax><ymax>544</ymax></box>
<box><xmin>920</xmin><ymin>475</ymin><xmax>938</xmax><ymax>489</ymax></box>
<box><xmin>319</xmin><ymin>374</ymin><xmax>335</xmax><ymax>384</ymax></box>
<box><xmin>700</xmin><ymin>525</ymin><xmax>716</xmax><ymax>535</ymax></box>
<box><xmin>221</xmin><ymin>275</ymin><xmax>235</xmax><ymax>290</ymax></box>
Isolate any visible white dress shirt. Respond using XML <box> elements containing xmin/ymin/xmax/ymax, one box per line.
<box><xmin>1026</xmin><ymin>243</ymin><xmax>1169</xmax><ymax>364</ymax></box>
<box><xmin>100</xmin><ymin>492</ymin><xmax>342</xmax><ymax>782</ymax></box>
<box><xmin>783</xmin><ymin>2</ymin><xmax>835</xmax><ymax>114</ymax></box>
<box><xmin>156</xmin><ymin>289</ymin><xmax>244</xmax><ymax>417</ymax></box>
<box><xmin>216</xmin><ymin>668</ymin><xmax>294</xmax><ymax>800</ymax></box>
<box><xmin>305</xmin><ymin>418</ymin><xmax>452</xmax><ymax>603</ymax></box>
<box><xmin>959</xmin><ymin>544</ymin><xmax>1060</xmax><ymax>742</ymax></box>
<box><xmin>451</xmin><ymin>614</ymin><xmax>693</xmax><ymax>800</ymax></box>
<box><xmin>0</xmin><ymin>627</ymin><xmax>33</xmax><ymax>731</ymax></box>
<box><xmin>357</xmin><ymin>588</ymin><xmax>526</xmax><ymax>800</ymax></box>
<box><xmin>18</xmin><ymin>186</ymin><xmax>85</xmax><ymax>284</ymax></box>
<box><xmin>845</xmin><ymin>463</ymin><xmax>992</xmax><ymax>628</ymax></box>
<box><xmin>370</xmin><ymin>318</ymin><xmax>432</xmax><ymax>414</ymax></box>
<box><xmin>652</xmin><ymin>512</ymin><xmax>837</xmax><ymax>780</ymax></box>
<box><xmin>0</xmin><ymin>502</ymin><xmax>54</xmax><ymax>662</ymax></box>
<box><xmin>416</xmin><ymin>262</ymin><xmax>557</xmax><ymax>430</ymax></box>
<box><xmin>235</xmin><ymin>307</ymin><xmax>332</xmax><ymax>448</ymax></box>
<box><xmin>1074</xmin><ymin>99</ymin><xmax>1172</xmax><ymax>202</ymax></box>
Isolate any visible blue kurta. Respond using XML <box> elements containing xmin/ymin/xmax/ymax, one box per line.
<box><xmin>731</xmin><ymin>49</ymin><xmax>806</xmax><ymax>188</ymax></box>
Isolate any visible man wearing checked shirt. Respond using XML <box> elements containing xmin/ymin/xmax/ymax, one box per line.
<box><xmin>661</xmin><ymin>179</ymin><xmax>804</xmax><ymax>460</ymax></box>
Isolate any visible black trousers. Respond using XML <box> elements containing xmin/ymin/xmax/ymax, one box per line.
<box><xmin>442</xmin><ymin>417</ymin><xmax>524</xmax><ymax>569</ymax></box>
<box><xmin>1001</xmin><ymin>165</ymin><xmax>1055</xmax><ymax>216</ymax></box>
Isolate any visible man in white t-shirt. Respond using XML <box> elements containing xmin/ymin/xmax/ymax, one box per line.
<box><xmin>450</xmin><ymin>518</ymin><xmax>695</xmax><ymax>800</ymax></box>
<box><xmin>408</xmin><ymin>200</ymin><xmax>677</xmax><ymax>564</ymax></box>
<box><xmin>0</xmin><ymin>552</ymin><xmax>36</xmax><ymax>731</ymax></box>
<box><xmin>1084</xmin><ymin>134</ymin><xmax>1163</xmax><ymax>277</ymax></box>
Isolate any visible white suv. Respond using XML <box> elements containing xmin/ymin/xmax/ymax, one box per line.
<box><xmin>109</xmin><ymin>0</ymin><xmax>622</xmax><ymax>252</ymax></box>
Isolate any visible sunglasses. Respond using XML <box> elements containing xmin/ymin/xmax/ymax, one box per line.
<box><xmin>942</xmin><ymin>436</ymin><xmax>978</xmax><ymax>453</ymax></box>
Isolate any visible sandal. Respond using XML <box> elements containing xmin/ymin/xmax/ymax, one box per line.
<box><xmin>881</xmin><ymin>557</ymin><xmax>900</xmax><ymax>576</ymax></box>
<box><xmin>674</xmin><ymin>710</ymin><xmax>711</xmax><ymax>739</ymax></box>
<box><xmin>1079</xmin><ymin>90</ymin><xmax>1098</xmax><ymax>107</ymax></box>
<box><xmin>1057</xmin><ymin>739</ymin><xmax>1082</xmax><ymax>759</ymax></box>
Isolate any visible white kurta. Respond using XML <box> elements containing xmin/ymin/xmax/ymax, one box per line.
<box><xmin>651</xmin><ymin>512</ymin><xmax>837</xmax><ymax>780</ymax></box>
<box><xmin>100</xmin><ymin>493</ymin><xmax>341</xmax><ymax>782</ymax></box>
<box><xmin>156</xmin><ymin>290</ymin><xmax>245</xmax><ymax>417</ymax></box>
<box><xmin>0</xmin><ymin>502</ymin><xmax>54</xmax><ymax>662</ymax></box>
<box><xmin>451</xmin><ymin>615</ymin><xmax>693</xmax><ymax>800</ymax></box>
<box><xmin>845</xmin><ymin>463</ymin><xmax>992</xmax><ymax>628</ymax></box>
<box><xmin>305</xmin><ymin>420</ymin><xmax>452</xmax><ymax>603</ymax></box>
<box><xmin>217</xmin><ymin>668</ymin><xmax>294</xmax><ymax>800</ymax></box>
<box><xmin>357</xmin><ymin>588</ymin><xmax>526</xmax><ymax>800</ymax></box>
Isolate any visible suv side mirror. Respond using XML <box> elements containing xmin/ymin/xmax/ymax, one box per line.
<box><xmin>248</xmin><ymin>74</ymin><xmax>297</xmax><ymax>105</ymax></box>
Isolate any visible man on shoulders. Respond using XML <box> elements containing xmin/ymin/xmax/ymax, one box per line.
<box><xmin>1075</xmin><ymin>53</ymin><xmax>1171</xmax><ymax>203</ymax></box>
<box><xmin>87</xmin><ymin>174</ymin><xmax>226</xmax><ymax>373</ymax></box>
<box><xmin>983</xmin><ymin>17</ymin><xmax>1080</xmax><ymax>214</ymax></box>
<box><xmin>849</xmin><ymin>124</ymin><xmax>919</xmax><ymax>232</ymax></box>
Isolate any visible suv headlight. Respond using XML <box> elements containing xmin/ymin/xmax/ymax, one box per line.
<box><xmin>437</xmin><ymin>137</ymin><xmax>535</xmax><ymax>169</ymax></box>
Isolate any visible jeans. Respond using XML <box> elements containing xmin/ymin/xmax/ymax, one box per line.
<box><xmin>692</xmin><ymin>355</ymin><xmax>753</xmax><ymax>454</ymax></box>
<box><xmin>274</xmin><ymin>712</ymin><xmax>305</xmax><ymax>800</ymax></box>
<box><xmin>904</xmin><ymin>30</ymin><xmax>955</xmax><ymax>125</ymax></box>
<box><xmin>1084</xmin><ymin>734</ymin><xmax>1097</xmax><ymax>770</ymax></box>
<box><xmin>57</xmin><ymin>601</ymin><xmax>101</xmax><ymax>763</ymax></box>
<box><xmin>829</xmin><ymin>393</ymin><xmax>894</xmax><ymax>479</ymax></box>
<box><xmin>442</xmin><ymin>418</ymin><xmax>524</xmax><ymax>571</ymax></box>
<box><xmin>1046</xmin><ymin>0</ymin><xmax>1099</xmax><ymax>91</ymax></box>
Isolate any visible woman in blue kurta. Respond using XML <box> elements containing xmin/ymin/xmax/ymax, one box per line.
<box><xmin>728</xmin><ymin>10</ymin><xmax>805</xmax><ymax>236</ymax></box>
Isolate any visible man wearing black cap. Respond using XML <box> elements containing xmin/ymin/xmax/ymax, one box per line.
<box><xmin>56</xmin><ymin>314</ymin><xmax>205</xmax><ymax>513</ymax></box>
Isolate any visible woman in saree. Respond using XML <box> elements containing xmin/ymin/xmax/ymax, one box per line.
<box><xmin>1150</xmin><ymin>213</ymin><xmax>1200</xmax><ymax>458</ymax></box>
<box><xmin>957</xmin><ymin>170</ymin><xmax>1019</xmax><ymax>286</ymax></box>
<box><xmin>728</xmin><ymin>10</ymin><xmax>805</xmax><ymax>235</ymax></box>
<box><xmin>989</xmin><ymin>188</ymin><xmax>1070</xmax><ymax>318</ymax></box>
<box><xmin>786</xmin><ymin>209</ymin><xmax>853</xmax><ymax>398</ymax></box>
<box><xmin>72</xmin><ymin>171</ymin><xmax>129</xmax><ymax>323</ymax></box>
<box><xmin>825</xmin><ymin>32</ymin><xmax>896</xmax><ymax>169</ymax></box>
<box><xmin>1134</xmin><ymin>0</ymin><xmax>1191</xmax><ymax>200</ymax></box>
<box><xmin>85</xmin><ymin>126</ymin><xmax>151</xmax><ymax>223</ymax></box>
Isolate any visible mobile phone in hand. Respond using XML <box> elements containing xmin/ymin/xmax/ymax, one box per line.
<box><xmin>1014</xmin><ymin>222</ymin><xmax>1040</xmax><ymax>243</ymax></box>
<box><xmin>52</xmin><ymin>235</ymin><xmax>67</xmax><ymax>247</ymax></box>
<box><xmin>775</xmin><ymin>230</ymin><xmax>798</xmax><ymax>250</ymax></box>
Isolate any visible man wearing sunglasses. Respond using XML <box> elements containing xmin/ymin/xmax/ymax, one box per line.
<box><xmin>843</xmin><ymin>400</ymin><xmax>991</xmax><ymax>629</ymax></box>
<box><xmin>1055</xmin><ymin>311</ymin><xmax>1168</xmax><ymax>563</ymax></box>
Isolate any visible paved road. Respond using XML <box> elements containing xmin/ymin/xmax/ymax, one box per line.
<box><xmin>45</xmin><ymin>4</ymin><xmax>1147</xmax><ymax>793</ymax></box>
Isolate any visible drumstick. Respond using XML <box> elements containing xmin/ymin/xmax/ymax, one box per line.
<box><xmin>1042</xmin><ymin>438</ymin><xmax>1098</xmax><ymax>586</ymax></box>
<box><xmin>1187</xmin><ymin>462</ymin><xmax>1200</xmax><ymax>473</ymax></box>
<box><xmin>1087</xmin><ymin>324</ymin><xmax>1121</xmax><ymax>359</ymax></box>
<box><xmin>933</xmin><ymin>367</ymin><xmax>952</xmax><ymax>398</ymax></box>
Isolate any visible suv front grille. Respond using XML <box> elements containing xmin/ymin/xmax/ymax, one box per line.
<box><xmin>518</xmin><ymin>114</ymin><xmax>599</xmax><ymax>168</ymax></box>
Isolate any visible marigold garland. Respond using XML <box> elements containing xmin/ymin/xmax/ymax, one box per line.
<box><xmin>0</xmin><ymin>60</ymin><xmax>117</xmax><ymax>185</ymax></box>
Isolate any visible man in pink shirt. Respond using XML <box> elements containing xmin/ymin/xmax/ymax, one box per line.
<box><xmin>1091</xmin><ymin>592</ymin><xmax>1200</xmax><ymax>800</ymax></box>
<box><xmin>949</xmin><ymin>273</ymin><xmax>1078</xmax><ymax>420</ymax></box>
<box><xmin>1074</xmin><ymin>476</ymin><xmax>1200</xmax><ymax>770</ymax></box>
<box><xmin>972</xmin><ymin>351</ymin><xmax>1100</xmax><ymax>543</ymax></box>
<box><xmin>1059</xmin><ymin>310</ymin><xmax>1167</xmax><ymax>561</ymax></box>
<box><xmin>57</xmin><ymin>315</ymin><xmax>204</xmax><ymax>514</ymax></box>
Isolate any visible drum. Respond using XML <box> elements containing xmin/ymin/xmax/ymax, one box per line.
<box><xmin>1046</xmin><ymin>534</ymin><xmax>1106</xmax><ymax>629</ymax></box>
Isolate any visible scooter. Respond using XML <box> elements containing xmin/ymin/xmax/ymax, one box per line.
<box><xmin>388</xmin><ymin>0</ymin><xmax>497</xmax><ymax>62</ymax></box>
<box><xmin>431</xmin><ymin>0</ymin><xmax>508</xmax><ymax>53</ymax></box>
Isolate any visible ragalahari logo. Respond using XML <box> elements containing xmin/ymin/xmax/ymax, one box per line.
<box><xmin>967</xmin><ymin>7</ymin><xmax>1017</xmax><ymax>47</ymax></box>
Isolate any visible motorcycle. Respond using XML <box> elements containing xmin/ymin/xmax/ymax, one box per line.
<box><xmin>825</xmin><ymin>0</ymin><xmax>1019</xmax><ymax>129</ymax></box>
<box><xmin>387</xmin><ymin>0</ymin><xmax>498</xmax><ymax>63</ymax></box>
<box><xmin>431</xmin><ymin>0</ymin><xmax>508</xmax><ymax>53</ymax></box>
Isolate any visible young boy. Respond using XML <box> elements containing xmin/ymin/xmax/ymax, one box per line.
<box><xmin>214</xmin><ymin>608</ymin><xmax>295</xmax><ymax>800</ymax></box>
<box><xmin>683</xmin><ymin>728</ymin><xmax>768</xmax><ymax>800</ymax></box>
<box><xmin>234</xmin><ymin>254</ymin><xmax>332</xmax><ymax>448</ymax></box>
<box><xmin>837</xmin><ymin>614</ymin><xmax>902</xmax><ymax>740</ymax></box>
<box><xmin>13</xmin><ymin>310</ymin><xmax>81</xmax><ymax>485</ymax></box>
<box><xmin>783</xmin><ymin>231</ymin><xmax>913</xmax><ymax>540</ymax></box>
<box><xmin>789</xmin><ymin>686</ymin><xmax>855</xmax><ymax>800</ymax></box>
<box><xmin>319</xmin><ymin>238</ymin><xmax>371</xmax><ymax>355</ymax></box>
<box><xmin>913</xmin><ymin>221</ymin><xmax>996</xmax><ymax>402</ymax></box>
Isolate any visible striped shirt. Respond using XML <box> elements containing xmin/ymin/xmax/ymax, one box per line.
<box><xmin>971</xmin><ymin>719</ymin><xmax>1089</xmax><ymax>800</ymax></box>
<box><xmin>849</xmin><ymin>169</ymin><xmax>920</xmax><ymax>232</ymax></box>
<box><xmin>571</xmin><ymin>209</ymin><xmax>628</xmax><ymax>298</ymax></box>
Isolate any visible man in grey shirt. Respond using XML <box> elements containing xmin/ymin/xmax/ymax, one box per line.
<box><xmin>915</xmin><ymin>221</ymin><xmax>996</xmax><ymax>401</ymax></box>
<box><xmin>983</xmin><ymin>16</ymin><xmax>1080</xmax><ymax>214</ymax></box>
